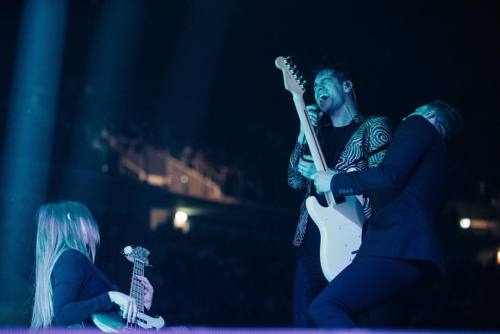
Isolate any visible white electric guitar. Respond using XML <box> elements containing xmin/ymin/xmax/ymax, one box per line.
<box><xmin>92</xmin><ymin>246</ymin><xmax>165</xmax><ymax>332</ymax></box>
<box><xmin>275</xmin><ymin>56</ymin><xmax>366</xmax><ymax>281</ymax></box>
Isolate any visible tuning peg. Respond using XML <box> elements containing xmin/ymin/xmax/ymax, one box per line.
<box><xmin>123</xmin><ymin>246</ymin><xmax>133</xmax><ymax>255</ymax></box>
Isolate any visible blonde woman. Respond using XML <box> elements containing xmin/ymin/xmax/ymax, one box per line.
<box><xmin>32</xmin><ymin>201</ymin><xmax>154</xmax><ymax>328</ymax></box>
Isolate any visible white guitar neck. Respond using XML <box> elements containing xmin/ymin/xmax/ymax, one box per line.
<box><xmin>292</xmin><ymin>95</ymin><xmax>336</xmax><ymax>205</ymax></box>
<box><xmin>274</xmin><ymin>56</ymin><xmax>335</xmax><ymax>205</ymax></box>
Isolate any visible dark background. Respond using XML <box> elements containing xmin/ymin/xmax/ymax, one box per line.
<box><xmin>0</xmin><ymin>0</ymin><xmax>499</xmax><ymax>329</ymax></box>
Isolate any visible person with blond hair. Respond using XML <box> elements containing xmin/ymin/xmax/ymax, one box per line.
<box><xmin>31</xmin><ymin>201</ymin><xmax>154</xmax><ymax>328</ymax></box>
<box><xmin>310</xmin><ymin>101</ymin><xmax>463</xmax><ymax>327</ymax></box>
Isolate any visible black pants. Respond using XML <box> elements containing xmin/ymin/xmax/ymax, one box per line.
<box><xmin>293</xmin><ymin>255</ymin><xmax>427</xmax><ymax>328</ymax></box>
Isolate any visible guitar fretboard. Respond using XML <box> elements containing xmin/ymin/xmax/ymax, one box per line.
<box><xmin>129</xmin><ymin>259</ymin><xmax>145</xmax><ymax>313</ymax></box>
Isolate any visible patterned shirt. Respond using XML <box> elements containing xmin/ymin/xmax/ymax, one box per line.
<box><xmin>288</xmin><ymin>115</ymin><xmax>392</xmax><ymax>246</ymax></box>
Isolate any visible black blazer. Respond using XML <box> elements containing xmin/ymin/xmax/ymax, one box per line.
<box><xmin>51</xmin><ymin>249</ymin><xmax>117</xmax><ymax>327</ymax></box>
<box><xmin>331</xmin><ymin>115</ymin><xmax>447</xmax><ymax>275</ymax></box>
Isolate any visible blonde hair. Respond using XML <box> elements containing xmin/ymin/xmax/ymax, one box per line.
<box><xmin>31</xmin><ymin>201</ymin><xmax>100</xmax><ymax>328</ymax></box>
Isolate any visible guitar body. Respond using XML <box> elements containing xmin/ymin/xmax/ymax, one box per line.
<box><xmin>306</xmin><ymin>195</ymin><xmax>365</xmax><ymax>282</ymax></box>
<box><xmin>92</xmin><ymin>311</ymin><xmax>165</xmax><ymax>332</ymax></box>
<box><xmin>92</xmin><ymin>312</ymin><xmax>125</xmax><ymax>332</ymax></box>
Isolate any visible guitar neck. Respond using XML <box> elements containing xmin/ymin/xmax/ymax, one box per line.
<box><xmin>292</xmin><ymin>95</ymin><xmax>336</xmax><ymax>205</ymax></box>
<box><xmin>129</xmin><ymin>259</ymin><xmax>145</xmax><ymax>313</ymax></box>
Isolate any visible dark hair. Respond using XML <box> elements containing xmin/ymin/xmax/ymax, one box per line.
<box><xmin>429</xmin><ymin>100</ymin><xmax>464</xmax><ymax>139</ymax></box>
<box><xmin>311</xmin><ymin>59</ymin><xmax>354</xmax><ymax>84</ymax></box>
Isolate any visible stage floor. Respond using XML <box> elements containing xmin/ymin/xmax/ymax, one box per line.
<box><xmin>1</xmin><ymin>329</ymin><xmax>500</xmax><ymax>334</ymax></box>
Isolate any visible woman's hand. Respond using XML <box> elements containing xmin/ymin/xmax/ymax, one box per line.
<box><xmin>108</xmin><ymin>291</ymin><xmax>137</xmax><ymax>324</ymax></box>
<box><xmin>136</xmin><ymin>275</ymin><xmax>154</xmax><ymax>310</ymax></box>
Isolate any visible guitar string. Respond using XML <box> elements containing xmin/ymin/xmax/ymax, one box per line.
<box><xmin>129</xmin><ymin>250</ymin><xmax>152</xmax><ymax>329</ymax></box>
<box><xmin>129</xmin><ymin>257</ymin><xmax>146</xmax><ymax>329</ymax></box>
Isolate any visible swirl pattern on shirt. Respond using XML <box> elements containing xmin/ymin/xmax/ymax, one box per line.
<box><xmin>288</xmin><ymin>115</ymin><xmax>392</xmax><ymax>246</ymax></box>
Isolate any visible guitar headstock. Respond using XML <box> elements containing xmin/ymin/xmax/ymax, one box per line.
<box><xmin>122</xmin><ymin>245</ymin><xmax>150</xmax><ymax>265</ymax></box>
<box><xmin>275</xmin><ymin>56</ymin><xmax>307</xmax><ymax>97</ymax></box>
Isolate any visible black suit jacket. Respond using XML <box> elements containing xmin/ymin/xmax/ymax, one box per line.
<box><xmin>331</xmin><ymin>115</ymin><xmax>447</xmax><ymax>275</ymax></box>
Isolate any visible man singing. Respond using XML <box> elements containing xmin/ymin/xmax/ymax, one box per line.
<box><xmin>287</xmin><ymin>63</ymin><xmax>392</xmax><ymax>327</ymax></box>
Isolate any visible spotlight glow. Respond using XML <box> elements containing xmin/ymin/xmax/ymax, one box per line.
<box><xmin>459</xmin><ymin>218</ymin><xmax>471</xmax><ymax>229</ymax></box>
<box><xmin>174</xmin><ymin>211</ymin><xmax>188</xmax><ymax>224</ymax></box>
<box><xmin>173</xmin><ymin>210</ymin><xmax>190</xmax><ymax>233</ymax></box>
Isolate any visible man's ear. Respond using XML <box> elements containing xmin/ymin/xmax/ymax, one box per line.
<box><xmin>343</xmin><ymin>80</ymin><xmax>353</xmax><ymax>93</ymax></box>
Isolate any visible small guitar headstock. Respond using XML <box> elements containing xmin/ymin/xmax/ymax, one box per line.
<box><xmin>122</xmin><ymin>245</ymin><xmax>150</xmax><ymax>265</ymax></box>
<box><xmin>275</xmin><ymin>56</ymin><xmax>307</xmax><ymax>97</ymax></box>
